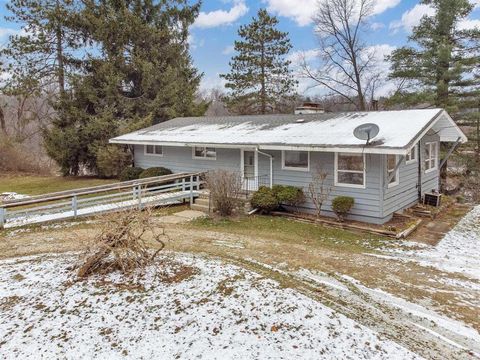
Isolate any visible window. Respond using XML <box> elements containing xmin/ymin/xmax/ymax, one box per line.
<box><xmin>193</xmin><ymin>146</ymin><xmax>216</xmax><ymax>160</ymax></box>
<box><xmin>335</xmin><ymin>153</ymin><xmax>365</xmax><ymax>188</ymax></box>
<box><xmin>406</xmin><ymin>146</ymin><xmax>417</xmax><ymax>164</ymax></box>
<box><xmin>424</xmin><ymin>142</ymin><xmax>438</xmax><ymax>172</ymax></box>
<box><xmin>387</xmin><ymin>154</ymin><xmax>399</xmax><ymax>187</ymax></box>
<box><xmin>145</xmin><ymin>145</ymin><xmax>163</xmax><ymax>156</ymax></box>
<box><xmin>282</xmin><ymin>151</ymin><xmax>309</xmax><ymax>171</ymax></box>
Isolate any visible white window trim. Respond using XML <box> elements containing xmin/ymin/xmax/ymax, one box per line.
<box><xmin>334</xmin><ymin>152</ymin><xmax>366</xmax><ymax>189</ymax></box>
<box><xmin>405</xmin><ymin>146</ymin><xmax>418</xmax><ymax>164</ymax></box>
<box><xmin>192</xmin><ymin>146</ymin><xmax>217</xmax><ymax>160</ymax></box>
<box><xmin>387</xmin><ymin>155</ymin><xmax>400</xmax><ymax>188</ymax></box>
<box><xmin>144</xmin><ymin>145</ymin><xmax>163</xmax><ymax>157</ymax></box>
<box><xmin>424</xmin><ymin>142</ymin><xmax>438</xmax><ymax>174</ymax></box>
<box><xmin>281</xmin><ymin>150</ymin><xmax>310</xmax><ymax>172</ymax></box>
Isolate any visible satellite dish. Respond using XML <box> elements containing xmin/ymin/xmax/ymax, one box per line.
<box><xmin>353</xmin><ymin>123</ymin><xmax>379</xmax><ymax>144</ymax></box>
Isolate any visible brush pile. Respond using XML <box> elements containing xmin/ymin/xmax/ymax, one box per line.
<box><xmin>77</xmin><ymin>207</ymin><xmax>167</xmax><ymax>278</ymax></box>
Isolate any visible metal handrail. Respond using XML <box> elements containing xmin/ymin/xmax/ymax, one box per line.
<box><xmin>1</xmin><ymin>172</ymin><xmax>201</xmax><ymax>208</ymax></box>
<box><xmin>0</xmin><ymin>172</ymin><xmax>203</xmax><ymax>228</ymax></box>
<box><xmin>242</xmin><ymin>174</ymin><xmax>269</xmax><ymax>197</ymax></box>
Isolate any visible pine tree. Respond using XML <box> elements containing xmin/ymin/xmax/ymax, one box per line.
<box><xmin>221</xmin><ymin>9</ymin><xmax>297</xmax><ymax>115</ymax></box>
<box><xmin>2</xmin><ymin>0</ymin><xmax>82</xmax><ymax>96</ymax></box>
<box><xmin>388</xmin><ymin>0</ymin><xmax>480</xmax><ymax>115</ymax></box>
<box><xmin>44</xmin><ymin>0</ymin><xmax>208</xmax><ymax>175</ymax></box>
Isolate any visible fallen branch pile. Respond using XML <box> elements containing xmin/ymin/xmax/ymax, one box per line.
<box><xmin>77</xmin><ymin>207</ymin><xmax>167</xmax><ymax>277</ymax></box>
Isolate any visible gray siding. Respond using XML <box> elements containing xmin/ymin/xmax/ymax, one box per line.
<box><xmin>134</xmin><ymin>145</ymin><xmax>241</xmax><ymax>173</ymax></box>
<box><xmin>133</xmin><ymin>138</ymin><xmax>440</xmax><ymax>224</ymax></box>
<box><xmin>381</xmin><ymin>131</ymin><xmax>440</xmax><ymax>218</ymax></box>
<box><xmin>258</xmin><ymin>151</ymin><xmax>383</xmax><ymax>223</ymax></box>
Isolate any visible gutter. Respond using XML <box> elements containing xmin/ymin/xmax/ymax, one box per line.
<box><xmin>110</xmin><ymin>139</ymin><xmax>411</xmax><ymax>155</ymax></box>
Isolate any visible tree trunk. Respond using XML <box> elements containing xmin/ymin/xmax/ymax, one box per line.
<box><xmin>260</xmin><ymin>39</ymin><xmax>266</xmax><ymax>114</ymax></box>
<box><xmin>56</xmin><ymin>25</ymin><xmax>65</xmax><ymax>96</ymax></box>
<box><xmin>0</xmin><ymin>105</ymin><xmax>6</xmax><ymax>136</ymax></box>
<box><xmin>351</xmin><ymin>54</ymin><xmax>366</xmax><ymax>111</ymax></box>
<box><xmin>55</xmin><ymin>1</ymin><xmax>65</xmax><ymax>96</ymax></box>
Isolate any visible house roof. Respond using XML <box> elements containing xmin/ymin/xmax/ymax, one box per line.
<box><xmin>110</xmin><ymin>108</ymin><xmax>467</xmax><ymax>155</ymax></box>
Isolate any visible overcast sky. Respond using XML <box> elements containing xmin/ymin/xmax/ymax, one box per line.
<box><xmin>0</xmin><ymin>0</ymin><xmax>479</xmax><ymax>97</ymax></box>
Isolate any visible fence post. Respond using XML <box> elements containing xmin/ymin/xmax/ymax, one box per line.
<box><xmin>72</xmin><ymin>195</ymin><xmax>78</xmax><ymax>218</ymax></box>
<box><xmin>133</xmin><ymin>185</ymin><xmax>137</xmax><ymax>201</ymax></box>
<box><xmin>182</xmin><ymin>178</ymin><xmax>186</xmax><ymax>192</ymax></box>
<box><xmin>0</xmin><ymin>207</ymin><xmax>5</xmax><ymax>229</ymax></box>
<box><xmin>189</xmin><ymin>175</ymin><xmax>194</xmax><ymax>205</ymax></box>
<box><xmin>137</xmin><ymin>185</ymin><xmax>142</xmax><ymax>209</ymax></box>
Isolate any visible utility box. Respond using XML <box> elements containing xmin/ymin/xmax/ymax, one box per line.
<box><xmin>424</xmin><ymin>193</ymin><xmax>442</xmax><ymax>207</ymax></box>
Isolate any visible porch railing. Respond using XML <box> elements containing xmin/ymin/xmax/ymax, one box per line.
<box><xmin>242</xmin><ymin>174</ymin><xmax>269</xmax><ymax>196</ymax></box>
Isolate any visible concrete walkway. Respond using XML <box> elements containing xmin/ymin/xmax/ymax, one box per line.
<box><xmin>155</xmin><ymin>210</ymin><xmax>207</xmax><ymax>224</ymax></box>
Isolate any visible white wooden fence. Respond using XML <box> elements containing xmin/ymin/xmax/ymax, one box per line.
<box><xmin>0</xmin><ymin>172</ymin><xmax>202</xmax><ymax>229</ymax></box>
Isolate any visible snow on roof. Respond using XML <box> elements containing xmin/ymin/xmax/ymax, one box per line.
<box><xmin>110</xmin><ymin>109</ymin><xmax>467</xmax><ymax>154</ymax></box>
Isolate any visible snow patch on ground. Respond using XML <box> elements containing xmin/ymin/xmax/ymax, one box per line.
<box><xmin>0</xmin><ymin>253</ymin><xmax>421</xmax><ymax>359</ymax></box>
<box><xmin>296</xmin><ymin>268</ymin><xmax>351</xmax><ymax>292</ymax></box>
<box><xmin>341</xmin><ymin>275</ymin><xmax>480</xmax><ymax>344</ymax></box>
<box><xmin>0</xmin><ymin>192</ymin><xmax>29</xmax><ymax>202</ymax></box>
<box><xmin>387</xmin><ymin>205</ymin><xmax>480</xmax><ymax>280</ymax></box>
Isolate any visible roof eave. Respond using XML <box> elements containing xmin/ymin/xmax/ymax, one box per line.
<box><xmin>110</xmin><ymin>138</ymin><xmax>409</xmax><ymax>155</ymax></box>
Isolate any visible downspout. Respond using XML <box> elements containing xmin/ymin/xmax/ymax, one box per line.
<box><xmin>417</xmin><ymin>141</ymin><xmax>422</xmax><ymax>202</ymax></box>
<box><xmin>256</xmin><ymin>148</ymin><xmax>273</xmax><ymax>188</ymax></box>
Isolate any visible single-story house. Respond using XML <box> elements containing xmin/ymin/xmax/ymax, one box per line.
<box><xmin>110</xmin><ymin>108</ymin><xmax>467</xmax><ymax>224</ymax></box>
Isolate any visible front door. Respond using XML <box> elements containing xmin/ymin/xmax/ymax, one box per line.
<box><xmin>241</xmin><ymin>150</ymin><xmax>258</xmax><ymax>191</ymax></box>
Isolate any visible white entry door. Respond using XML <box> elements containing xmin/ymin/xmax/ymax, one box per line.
<box><xmin>241</xmin><ymin>150</ymin><xmax>258</xmax><ymax>191</ymax></box>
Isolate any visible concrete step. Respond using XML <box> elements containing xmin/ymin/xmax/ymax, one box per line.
<box><xmin>195</xmin><ymin>198</ymin><xmax>210</xmax><ymax>206</ymax></box>
<box><xmin>191</xmin><ymin>203</ymin><xmax>210</xmax><ymax>213</ymax></box>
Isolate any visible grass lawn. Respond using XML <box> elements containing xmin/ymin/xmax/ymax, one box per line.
<box><xmin>0</xmin><ymin>173</ymin><xmax>117</xmax><ymax>196</ymax></box>
<box><xmin>189</xmin><ymin>215</ymin><xmax>391</xmax><ymax>253</ymax></box>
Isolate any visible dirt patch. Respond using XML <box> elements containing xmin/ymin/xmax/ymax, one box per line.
<box><xmin>410</xmin><ymin>203</ymin><xmax>472</xmax><ymax>245</ymax></box>
<box><xmin>0</xmin><ymin>295</ymin><xmax>22</xmax><ymax>311</ymax></box>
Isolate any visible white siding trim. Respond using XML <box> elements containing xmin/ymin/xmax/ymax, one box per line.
<box><xmin>405</xmin><ymin>146</ymin><xmax>417</xmax><ymax>164</ymax></box>
<box><xmin>281</xmin><ymin>150</ymin><xmax>310</xmax><ymax>172</ymax></box>
<box><xmin>387</xmin><ymin>155</ymin><xmax>400</xmax><ymax>188</ymax></box>
<box><xmin>144</xmin><ymin>145</ymin><xmax>163</xmax><ymax>157</ymax></box>
<box><xmin>424</xmin><ymin>141</ymin><xmax>438</xmax><ymax>173</ymax></box>
<box><xmin>192</xmin><ymin>146</ymin><xmax>217</xmax><ymax>160</ymax></box>
<box><xmin>334</xmin><ymin>152</ymin><xmax>366</xmax><ymax>189</ymax></box>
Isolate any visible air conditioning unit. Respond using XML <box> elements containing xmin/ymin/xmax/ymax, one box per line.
<box><xmin>423</xmin><ymin>192</ymin><xmax>442</xmax><ymax>207</ymax></box>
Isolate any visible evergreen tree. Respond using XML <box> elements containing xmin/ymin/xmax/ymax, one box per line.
<box><xmin>44</xmin><ymin>0</ymin><xmax>208</xmax><ymax>175</ymax></box>
<box><xmin>221</xmin><ymin>9</ymin><xmax>297</xmax><ymax>115</ymax></box>
<box><xmin>388</xmin><ymin>0</ymin><xmax>480</xmax><ymax>115</ymax></box>
<box><xmin>2</xmin><ymin>0</ymin><xmax>82</xmax><ymax>96</ymax></box>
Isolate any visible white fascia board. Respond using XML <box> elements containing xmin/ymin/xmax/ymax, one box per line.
<box><xmin>109</xmin><ymin>139</ymin><xmax>250</xmax><ymax>149</ymax></box>
<box><xmin>438</xmin><ymin>111</ymin><xmax>468</xmax><ymax>143</ymax></box>
<box><xmin>110</xmin><ymin>139</ymin><xmax>408</xmax><ymax>155</ymax></box>
<box><xmin>410</xmin><ymin>110</ymin><xmax>468</xmax><ymax>146</ymax></box>
<box><xmin>258</xmin><ymin>145</ymin><xmax>408</xmax><ymax>155</ymax></box>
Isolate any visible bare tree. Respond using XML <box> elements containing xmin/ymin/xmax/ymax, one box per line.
<box><xmin>301</xmin><ymin>0</ymin><xmax>379</xmax><ymax>111</ymax></box>
<box><xmin>205</xmin><ymin>170</ymin><xmax>243</xmax><ymax>216</ymax></box>
<box><xmin>307</xmin><ymin>166</ymin><xmax>332</xmax><ymax>218</ymax></box>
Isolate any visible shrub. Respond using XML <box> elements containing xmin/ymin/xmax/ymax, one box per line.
<box><xmin>251</xmin><ymin>186</ymin><xmax>279</xmax><ymax>213</ymax></box>
<box><xmin>119</xmin><ymin>167</ymin><xmax>144</xmax><ymax>181</ymax></box>
<box><xmin>139</xmin><ymin>167</ymin><xmax>173</xmax><ymax>179</ymax></box>
<box><xmin>332</xmin><ymin>196</ymin><xmax>354</xmax><ymax>221</ymax></box>
<box><xmin>0</xmin><ymin>135</ymin><xmax>55</xmax><ymax>174</ymax></box>
<box><xmin>205</xmin><ymin>170</ymin><xmax>242</xmax><ymax>216</ymax></box>
<box><xmin>274</xmin><ymin>185</ymin><xmax>305</xmax><ymax>207</ymax></box>
<box><xmin>96</xmin><ymin>145</ymin><xmax>132</xmax><ymax>178</ymax></box>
